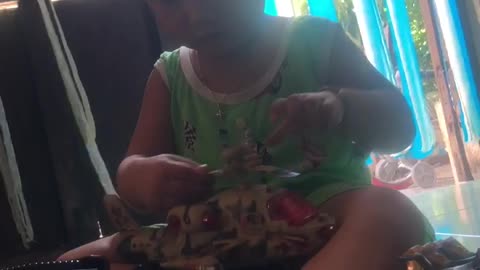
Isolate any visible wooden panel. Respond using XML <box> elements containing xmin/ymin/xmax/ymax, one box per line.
<box><xmin>419</xmin><ymin>0</ymin><xmax>473</xmax><ymax>182</ymax></box>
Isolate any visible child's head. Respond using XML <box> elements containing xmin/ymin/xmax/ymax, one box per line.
<box><xmin>147</xmin><ymin>0</ymin><xmax>266</xmax><ymax>56</ymax></box>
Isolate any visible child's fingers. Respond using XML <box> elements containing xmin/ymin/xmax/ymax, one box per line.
<box><xmin>268</xmin><ymin>96</ymin><xmax>305</xmax><ymax>146</ymax></box>
<box><xmin>246</xmin><ymin>157</ymin><xmax>262</xmax><ymax>169</ymax></box>
<box><xmin>163</xmin><ymin>179</ymin><xmax>210</xmax><ymax>199</ymax></box>
<box><xmin>223</xmin><ymin>144</ymin><xmax>253</xmax><ymax>156</ymax></box>
<box><xmin>166</xmin><ymin>165</ymin><xmax>211</xmax><ymax>183</ymax></box>
<box><xmin>165</xmin><ymin>154</ymin><xmax>201</xmax><ymax>166</ymax></box>
<box><xmin>266</xmin><ymin>117</ymin><xmax>294</xmax><ymax>146</ymax></box>
<box><xmin>270</xmin><ymin>98</ymin><xmax>288</xmax><ymax>123</ymax></box>
<box><xmin>162</xmin><ymin>162</ymin><xmax>213</xmax><ymax>195</ymax></box>
<box><xmin>195</xmin><ymin>164</ymin><xmax>210</xmax><ymax>175</ymax></box>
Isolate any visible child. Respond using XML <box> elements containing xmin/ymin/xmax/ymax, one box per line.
<box><xmin>60</xmin><ymin>0</ymin><xmax>434</xmax><ymax>269</ymax></box>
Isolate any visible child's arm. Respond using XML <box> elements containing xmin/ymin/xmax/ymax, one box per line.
<box><xmin>326</xmin><ymin>24</ymin><xmax>415</xmax><ymax>153</ymax></box>
<box><xmin>304</xmin><ymin>187</ymin><xmax>426</xmax><ymax>270</ymax></box>
<box><xmin>116</xmin><ymin>70</ymin><xmax>173</xmax><ymax>212</ymax></box>
<box><xmin>117</xmin><ymin>70</ymin><xmax>211</xmax><ymax>216</ymax></box>
<box><xmin>268</xmin><ymin>21</ymin><xmax>414</xmax><ymax>154</ymax></box>
<box><xmin>125</xmin><ymin>69</ymin><xmax>175</xmax><ymax>157</ymax></box>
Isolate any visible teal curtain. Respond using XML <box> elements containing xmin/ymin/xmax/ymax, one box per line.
<box><xmin>386</xmin><ymin>0</ymin><xmax>435</xmax><ymax>159</ymax></box>
<box><xmin>265</xmin><ymin>0</ymin><xmax>278</xmax><ymax>15</ymax></box>
<box><xmin>266</xmin><ymin>0</ymin><xmax>337</xmax><ymax>21</ymax></box>
<box><xmin>352</xmin><ymin>0</ymin><xmax>395</xmax><ymax>82</ymax></box>
<box><xmin>308</xmin><ymin>0</ymin><xmax>338</xmax><ymax>21</ymax></box>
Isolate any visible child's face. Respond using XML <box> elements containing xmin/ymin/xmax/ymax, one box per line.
<box><xmin>147</xmin><ymin>0</ymin><xmax>265</xmax><ymax>55</ymax></box>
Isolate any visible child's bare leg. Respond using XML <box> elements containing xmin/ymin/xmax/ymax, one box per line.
<box><xmin>58</xmin><ymin>233</ymin><xmax>136</xmax><ymax>270</ymax></box>
<box><xmin>304</xmin><ymin>187</ymin><xmax>426</xmax><ymax>270</ymax></box>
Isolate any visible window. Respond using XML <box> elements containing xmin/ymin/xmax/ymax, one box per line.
<box><xmin>0</xmin><ymin>1</ymin><xmax>17</xmax><ymax>10</ymax></box>
<box><xmin>0</xmin><ymin>0</ymin><xmax>63</xmax><ymax>11</ymax></box>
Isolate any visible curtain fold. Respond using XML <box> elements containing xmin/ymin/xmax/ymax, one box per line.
<box><xmin>17</xmin><ymin>0</ymin><xmax>162</xmax><ymax>246</ymax></box>
<box><xmin>0</xmin><ymin>6</ymin><xmax>66</xmax><ymax>261</ymax></box>
<box><xmin>0</xmin><ymin>97</ymin><xmax>34</xmax><ymax>249</ymax></box>
<box><xmin>18</xmin><ymin>0</ymin><xmax>109</xmax><ymax>245</ymax></box>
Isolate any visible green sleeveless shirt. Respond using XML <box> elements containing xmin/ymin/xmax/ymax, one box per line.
<box><xmin>155</xmin><ymin>17</ymin><xmax>371</xmax><ymax>206</ymax></box>
<box><xmin>153</xmin><ymin>16</ymin><xmax>435</xmax><ymax>242</ymax></box>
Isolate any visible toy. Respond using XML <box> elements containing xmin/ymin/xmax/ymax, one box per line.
<box><xmin>401</xmin><ymin>237</ymin><xmax>479</xmax><ymax>270</ymax></box>
<box><xmin>104</xmin><ymin>185</ymin><xmax>336</xmax><ymax>270</ymax></box>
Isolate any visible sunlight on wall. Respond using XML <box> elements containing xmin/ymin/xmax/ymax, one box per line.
<box><xmin>274</xmin><ymin>0</ymin><xmax>295</xmax><ymax>17</ymax></box>
<box><xmin>0</xmin><ymin>1</ymin><xmax>17</xmax><ymax>10</ymax></box>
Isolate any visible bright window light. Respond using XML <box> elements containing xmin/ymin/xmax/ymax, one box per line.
<box><xmin>0</xmin><ymin>0</ymin><xmax>63</xmax><ymax>11</ymax></box>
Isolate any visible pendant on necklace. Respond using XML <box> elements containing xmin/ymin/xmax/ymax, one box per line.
<box><xmin>216</xmin><ymin>108</ymin><xmax>225</xmax><ymax>121</ymax></box>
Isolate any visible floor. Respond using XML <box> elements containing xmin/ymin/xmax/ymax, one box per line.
<box><xmin>403</xmin><ymin>181</ymin><xmax>480</xmax><ymax>251</ymax></box>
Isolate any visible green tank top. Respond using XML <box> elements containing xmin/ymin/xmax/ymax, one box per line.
<box><xmin>155</xmin><ymin>17</ymin><xmax>371</xmax><ymax>206</ymax></box>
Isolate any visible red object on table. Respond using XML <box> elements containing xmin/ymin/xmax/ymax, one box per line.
<box><xmin>371</xmin><ymin>176</ymin><xmax>413</xmax><ymax>190</ymax></box>
<box><xmin>267</xmin><ymin>191</ymin><xmax>317</xmax><ymax>226</ymax></box>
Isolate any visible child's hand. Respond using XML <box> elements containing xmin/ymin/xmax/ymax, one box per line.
<box><xmin>126</xmin><ymin>154</ymin><xmax>212</xmax><ymax>213</ymax></box>
<box><xmin>266</xmin><ymin>91</ymin><xmax>344</xmax><ymax>146</ymax></box>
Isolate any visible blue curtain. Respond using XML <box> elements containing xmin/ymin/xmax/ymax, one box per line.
<box><xmin>352</xmin><ymin>0</ymin><xmax>395</xmax><ymax>83</ymax></box>
<box><xmin>386</xmin><ymin>0</ymin><xmax>435</xmax><ymax>159</ymax></box>
<box><xmin>266</xmin><ymin>0</ymin><xmax>337</xmax><ymax>21</ymax></box>
<box><xmin>353</xmin><ymin>0</ymin><xmax>395</xmax><ymax>165</ymax></box>
<box><xmin>308</xmin><ymin>0</ymin><xmax>338</xmax><ymax>21</ymax></box>
<box><xmin>265</xmin><ymin>0</ymin><xmax>278</xmax><ymax>15</ymax></box>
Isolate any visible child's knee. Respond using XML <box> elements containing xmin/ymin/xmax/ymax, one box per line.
<box><xmin>319</xmin><ymin>186</ymin><xmax>424</xmax><ymax>230</ymax></box>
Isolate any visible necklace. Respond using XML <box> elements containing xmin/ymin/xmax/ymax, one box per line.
<box><xmin>192</xmin><ymin>50</ymin><xmax>268</xmax><ymax>180</ymax></box>
<box><xmin>192</xmin><ymin>50</ymin><xmax>227</xmax><ymax>122</ymax></box>
<box><xmin>210</xmin><ymin>92</ymin><xmax>226</xmax><ymax>121</ymax></box>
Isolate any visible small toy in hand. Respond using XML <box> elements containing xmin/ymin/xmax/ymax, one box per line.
<box><xmin>221</xmin><ymin>144</ymin><xmax>261</xmax><ymax>177</ymax></box>
<box><xmin>104</xmin><ymin>185</ymin><xmax>336</xmax><ymax>270</ymax></box>
<box><xmin>401</xmin><ymin>237</ymin><xmax>479</xmax><ymax>270</ymax></box>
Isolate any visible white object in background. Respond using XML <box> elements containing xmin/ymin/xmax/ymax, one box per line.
<box><xmin>411</xmin><ymin>161</ymin><xmax>436</xmax><ymax>189</ymax></box>
<box><xmin>434</xmin><ymin>0</ymin><xmax>480</xmax><ymax>142</ymax></box>
<box><xmin>0</xmin><ymin>97</ymin><xmax>34</xmax><ymax>248</ymax></box>
<box><xmin>37</xmin><ymin>0</ymin><xmax>115</xmax><ymax>195</ymax></box>
<box><xmin>474</xmin><ymin>0</ymin><xmax>480</xmax><ymax>25</ymax></box>
<box><xmin>275</xmin><ymin>0</ymin><xmax>295</xmax><ymax>17</ymax></box>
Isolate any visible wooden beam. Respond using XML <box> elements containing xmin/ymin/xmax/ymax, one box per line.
<box><xmin>419</xmin><ymin>0</ymin><xmax>473</xmax><ymax>182</ymax></box>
